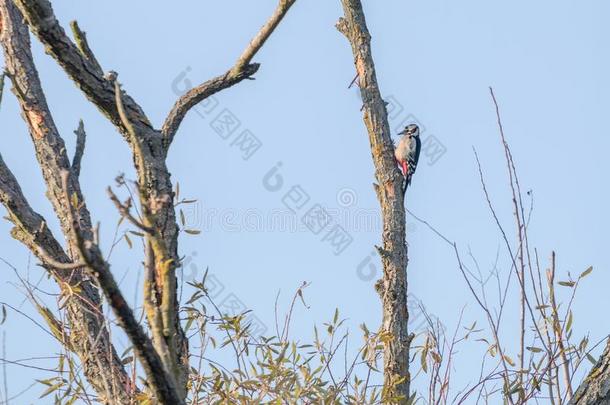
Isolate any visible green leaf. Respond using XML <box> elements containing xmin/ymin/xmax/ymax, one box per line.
<box><xmin>36</xmin><ymin>378</ymin><xmax>56</xmax><ymax>387</ymax></box>
<box><xmin>566</xmin><ymin>310</ymin><xmax>573</xmax><ymax>333</ymax></box>
<box><xmin>558</xmin><ymin>281</ymin><xmax>575</xmax><ymax>287</ymax></box>
<box><xmin>420</xmin><ymin>347</ymin><xmax>428</xmax><ymax>373</ymax></box>
<box><xmin>0</xmin><ymin>304</ymin><xmax>6</xmax><ymax>325</ymax></box>
<box><xmin>586</xmin><ymin>353</ymin><xmax>597</xmax><ymax>365</ymax></box>
<box><xmin>184</xmin><ymin>229</ymin><xmax>201</xmax><ymax>235</ymax></box>
<box><xmin>580</xmin><ymin>266</ymin><xmax>593</xmax><ymax>279</ymax></box>
<box><xmin>526</xmin><ymin>346</ymin><xmax>543</xmax><ymax>353</ymax></box>
<box><xmin>184</xmin><ymin>316</ymin><xmax>195</xmax><ymax>333</ymax></box>
<box><xmin>39</xmin><ymin>382</ymin><xmax>63</xmax><ymax>398</ymax></box>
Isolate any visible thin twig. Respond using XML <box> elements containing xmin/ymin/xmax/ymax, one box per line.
<box><xmin>69</xmin><ymin>20</ymin><xmax>103</xmax><ymax>75</ymax></box>
<box><xmin>107</xmin><ymin>187</ymin><xmax>154</xmax><ymax>234</ymax></box>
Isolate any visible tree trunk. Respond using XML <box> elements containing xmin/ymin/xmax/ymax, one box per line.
<box><xmin>336</xmin><ymin>0</ymin><xmax>413</xmax><ymax>402</ymax></box>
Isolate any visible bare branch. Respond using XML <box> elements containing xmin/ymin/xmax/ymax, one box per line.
<box><xmin>0</xmin><ymin>153</ymin><xmax>70</xmax><ymax>268</ymax></box>
<box><xmin>547</xmin><ymin>252</ymin><xmax>573</xmax><ymax>400</ymax></box>
<box><xmin>233</xmin><ymin>0</ymin><xmax>297</xmax><ymax>73</ymax></box>
<box><xmin>37</xmin><ymin>255</ymin><xmax>85</xmax><ymax>271</ymax></box>
<box><xmin>161</xmin><ymin>0</ymin><xmax>297</xmax><ymax>145</ymax></box>
<box><xmin>337</xmin><ymin>0</ymin><xmax>411</xmax><ymax>400</ymax></box>
<box><xmin>161</xmin><ymin>64</ymin><xmax>259</xmax><ymax>145</ymax></box>
<box><xmin>71</xmin><ymin>119</ymin><xmax>86</xmax><ymax>177</ymax></box>
<box><xmin>114</xmin><ymin>80</ymin><xmax>138</xmax><ymax>142</ymax></box>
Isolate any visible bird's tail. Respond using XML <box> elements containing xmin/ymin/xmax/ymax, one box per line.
<box><xmin>402</xmin><ymin>175</ymin><xmax>411</xmax><ymax>194</ymax></box>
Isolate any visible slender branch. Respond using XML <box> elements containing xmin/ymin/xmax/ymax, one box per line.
<box><xmin>107</xmin><ymin>187</ymin><xmax>154</xmax><ymax>234</ymax></box>
<box><xmin>337</xmin><ymin>0</ymin><xmax>411</xmax><ymax>401</ymax></box>
<box><xmin>489</xmin><ymin>87</ymin><xmax>527</xmax><ymax>396</ymax></box>
<box><xmin>233</xmin><ymin>0</ymin><xmax>297</xmax><ymax>73</ymax></box>
<box><xmin>71</xmin><ymin>119</ymin><xmax>86</xmax><ymax>177</ymax></box>
<box><xmin>161</xmin><ymin>65</ymin><xmax>259</xmax><ymax>145</ymax></box>
<box><xmin>161</xmin><ymin>0</ymin><xmax>298</xmax><ymax>145</ymax></box>
<box><xmin>69</xmin><ymin>20</ymin><xmax>103</xmax><ymax>75</ymax></box>
<box><xmin>473</xmin><ymin>149</ymin><xmax>549</xmax><ymax>354</ymax></box>
<box><xmin>114</xmin><ymin>80</ymin><xmax>139</xmax><ymax>142</ymax></box>
<box><xmin>37</xmin><ymin>255</ymin><xmax>85</xmax><ymax>271</ymax></box>
<box><xmin>548</xmin><ymin>252</ymin><xmax>574</xmax><ymax>400</ymax></box>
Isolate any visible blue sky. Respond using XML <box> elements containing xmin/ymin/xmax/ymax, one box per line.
<box><xmin>1</xmin><ymin>0</ymin><xmax>608</xmax><ymax>403</ymax></box>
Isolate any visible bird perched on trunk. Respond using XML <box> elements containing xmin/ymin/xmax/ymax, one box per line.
<box><xmin>394</xmin><ymin>124</ymin><xmax>421</xmax><ymax>192</ymax></box>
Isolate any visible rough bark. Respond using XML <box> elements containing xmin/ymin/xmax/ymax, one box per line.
<box><xmin>58</xmin><ymin>171</ymin><xmax>184</xmax><ymax>405</ymax></box>
<box><xmin>0</xmin><ymin>2</ymin><xmax>132</xmax><ymax>403</ymax></box>
<box><xmin>570</xmin><ymin>339</ymin><xmax>610</xmax><ymax>404</ymax></box>
<box><xmin>336</xmin><ymin>0</ymin><xmax>412</xmax><ymax>401</ymax></box>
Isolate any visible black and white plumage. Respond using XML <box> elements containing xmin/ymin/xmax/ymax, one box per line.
<box><xmin>394</xmin><ymin>124</ymin><xmax>421</xmax><ymax>191</ymax></box>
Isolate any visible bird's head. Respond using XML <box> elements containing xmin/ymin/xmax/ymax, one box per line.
<box><xmin>399</xmin><ymin>124</ymin><xmax>420</xmax><ymax>138</ymax></box>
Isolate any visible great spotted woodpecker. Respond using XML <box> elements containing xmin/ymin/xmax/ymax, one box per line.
<box><xmin>394</xmin><ymin>124</ymin><xmax>421</xmax><ymax>192</ymax></box>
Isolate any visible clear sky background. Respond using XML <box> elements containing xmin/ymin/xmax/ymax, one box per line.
<box><xmin>1</xmin><ymin>0</ymin><xmax>608</xmax><ymax>403</ymax></box>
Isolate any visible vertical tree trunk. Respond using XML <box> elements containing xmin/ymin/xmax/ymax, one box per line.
<box><xmin>336</xmin><ymin>1</ymin><xmax>413</xmax><ymax>401</ymax></box>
